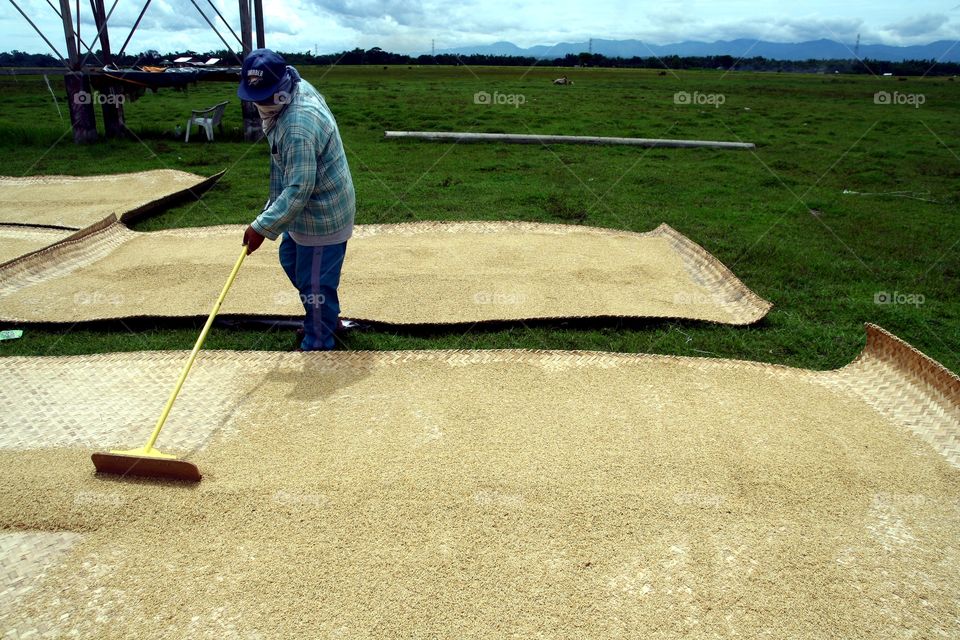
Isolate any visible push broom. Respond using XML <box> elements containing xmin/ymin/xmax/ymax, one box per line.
<box><xmin>92</xmin><ymin>245</ymin><xmax>249</xmax><ymax>482</ymax></box>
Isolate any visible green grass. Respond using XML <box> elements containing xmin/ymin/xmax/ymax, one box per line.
<box><xmin>1</xmin><ymin>65</ymin><xmax>958</xmax><ymax>371</ymax></box>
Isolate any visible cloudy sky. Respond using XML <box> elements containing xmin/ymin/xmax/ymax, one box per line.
<box><xmin>2</xmin><ymin>0</ymin><xmax>958</xmax><ymax>57</ymax></box>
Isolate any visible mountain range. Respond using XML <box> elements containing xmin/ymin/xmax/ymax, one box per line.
<box><xmin>436</xmin><ymin>38</ymin><xmax>960</xmax><ymax>62</ymax></box>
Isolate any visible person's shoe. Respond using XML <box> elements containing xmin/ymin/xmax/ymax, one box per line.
<box><xmin>296</xmin><ymin>320</ymin><xmax>345</xmax><ymax>339</ymax></box>
<box><xmin>338</xmin><ymin>319</ymin><xmax>371</xmax><ymax>332</ymax></box>
<box><xmin>296</xmin><ymin>320</ymin><xmax>361</xmax><ymax>346</ymax></box>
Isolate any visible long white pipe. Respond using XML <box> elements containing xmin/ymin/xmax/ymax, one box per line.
<box><xmin>384</xmin><ymin>131</ymin><xmax>755</xmax><ymax>149</ymax></box>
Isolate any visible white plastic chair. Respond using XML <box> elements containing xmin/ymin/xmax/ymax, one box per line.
<box><xmin>184</xmin><ymin>100</ymin><xmax>228</xmax><ymax>142</ymax></box>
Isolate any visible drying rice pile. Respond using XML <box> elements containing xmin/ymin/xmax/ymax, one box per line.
<box><xmin>1</xmin><ymin>348</ymin><xmax>957</xmax><ymax>638</ymax></box>
<box><xmin>0</xmin><ymin>170</ymin><xmax>213</xmax><ymax>228</ymax></box>
<box><xmin>0</xmin><ymin>226</ymin><xmax>69</xmax><ymax>264</ymax></box>
<box><xmin>0</xmin><ymin>222</ymin><xmax>770</xmax><ymax>325</ymax></box>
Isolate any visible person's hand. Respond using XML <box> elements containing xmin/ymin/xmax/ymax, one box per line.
<box><xmin>243</xmin><ymin>225</ymin><xmax>265</xmax><ymax>255</ymax></box>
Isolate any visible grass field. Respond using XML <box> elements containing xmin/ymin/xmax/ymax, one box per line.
<box><xmin>0</xmin><ymin>64</ymin><xmax>957</xmax><ymax>371</ymax></box>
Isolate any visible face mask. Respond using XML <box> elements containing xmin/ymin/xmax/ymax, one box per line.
<box><xmin>255</xmin><ymin>102</ymin><xmax>284</xmax><ymax>119</ymax></box>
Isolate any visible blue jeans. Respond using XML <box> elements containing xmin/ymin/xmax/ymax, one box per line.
<box><xmin>278</xmin><ymin>233</ymin><xmax>348</xmax><ymax>351</ymax></box>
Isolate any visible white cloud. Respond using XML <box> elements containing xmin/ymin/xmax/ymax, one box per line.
<box><xmin>1</xmin><ymin>0</ymin><xmax>958</xmax><ymax>55</ymax></box>
<box><xmin>717</xmin><ymin>16</ymin><xmax>864</xmax><ymax>43</ymax></box>
<box><xmin>883</xmin><ymin>13</ymin><xmax>948</xmax><ymax>38</ymax></box>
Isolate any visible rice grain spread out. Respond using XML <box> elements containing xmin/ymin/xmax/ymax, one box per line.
<box><xmin>0</xmin><ymin>170</ymin><xmax>216</xmax><ymax>229</ymax></box>
<box><xmin>0</xmin><ymin>222</ymin><xmax>771</xmax><ymax>325</ymax></box>
<box><xmin>1</xmin><ymin>328</ymin><xmax>957</xmax><ymax>638</ymax></box>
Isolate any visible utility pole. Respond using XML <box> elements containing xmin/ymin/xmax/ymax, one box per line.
<box><xmin>852</xmin><ymin>33</ymin><xmax>861</xmax><ymax>73</ymax></box>
<box><xmin>432</xmin><ymin>39</ymin><xmax>435</xmax><ymax>56</ymax></box>
<box><xmin>589</xmin><ymin>38</ymin><xmax>593</xmax><ymax>55</ymax></box>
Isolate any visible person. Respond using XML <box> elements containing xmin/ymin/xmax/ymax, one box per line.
<box><xmin>238</xmin><ymin>48</ymin><xmax>356</xmax><ymax>351</ymax></box>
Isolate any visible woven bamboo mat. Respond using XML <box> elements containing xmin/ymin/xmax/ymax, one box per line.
<box><xmin>0</xmin><ymin>169</ymin><xmax>223</xmax><ymax>229</ymax></box>
<box><xmin>0</xmin><ymin>325</ymin><xmax>958</xmax><ymax>637</ymax></box>
<box><xmin>0</xmin><ymin>226</ymin><xmax>71</xmax><ymax>267</ymax></box>
<box><xmin>0</xmin><ymin>531</ymin><xmax>82</xmax><ymax>632</ymax></box>
<box><xmin>0</xmin><ymin>220</ymin><xmax>772</xmax><ymax>326</ymax></box>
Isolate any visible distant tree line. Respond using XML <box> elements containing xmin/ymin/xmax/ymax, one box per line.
<box><xmin>2</xmin><ymin>47</ymin><xmax>958</xmax><ymax>76</ymax></box>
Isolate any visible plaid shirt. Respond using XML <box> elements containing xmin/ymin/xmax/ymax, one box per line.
<box><xmin>252</xmin><ymin>77</ymin><xmax>355</xmax><ymax>240</ymax></box>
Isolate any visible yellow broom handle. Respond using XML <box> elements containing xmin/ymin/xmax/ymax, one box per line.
<box><xmin>142</xmin><ymin>246</ymin><xmax>248</xmax><ymax>451</ymax></box>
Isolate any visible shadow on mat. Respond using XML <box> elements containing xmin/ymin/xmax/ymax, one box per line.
<box><xmin>19</xmin><ymin>313</ymin><xmax>770</xmax><ymax>338</ymax></box>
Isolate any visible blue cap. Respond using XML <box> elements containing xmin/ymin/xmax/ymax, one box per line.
<box><xmin>238</xmin><ymin>48</ymin><xmax>288</xmax><ymax>102</ymax></box>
